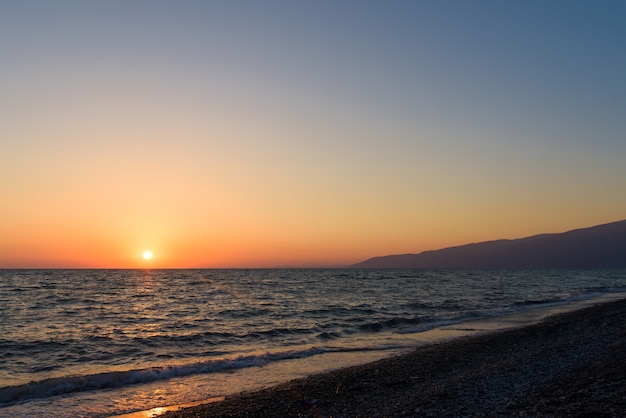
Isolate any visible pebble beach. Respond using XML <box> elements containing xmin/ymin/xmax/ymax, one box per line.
<box><xmin>162</xmin><ymin>298</ymin><xmax>626</xmax><ymax>417</ymax></box>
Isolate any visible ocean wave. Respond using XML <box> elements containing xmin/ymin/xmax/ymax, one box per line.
<box><xmin>4</xmin><ymin>269</ymin><xmax>626</xmax><ymax>415</ymax></box>
<box><xmin>316</xmin><ymin>331</ymin><xmax>342</xmax><ymax>340</ymax></box>
<box><xmin>513</xmin><ymin>291</ymin><xmax>609</xmax><ymax>309</ymax></box>
<box><xmin>358</xmin><ymin>316</ymin><xmax>424</xmax><ymax>332</ymax></box>
<box><xmin>0</xmin><ymin>340</ymin><xmax>417</xmax><ymax>407</ymax></box>
<box><xmin>396</xmin><ymin>319</ymin><xmax>462</xmax><ymax>334</ymax></box>
<box><xmin>217</xmin><ymin>308</ymin><xmax>272</xmax><ymax>318</ymax></box>
<box><xmin>303</xmin><ymin>306</ymin><xmax>375</xmax><ymax>317</ymax></box>
<box><xmin>0</xmin><ymin>347</ymin><xmax>325</xmax><ymax>406</ymax></box>
<box><xmin>395</xmin><ymin>291</ymin><xmax>620</xmax><ymax>335</ymax></box>
<box><xmin>513</xmin><ymin>297</ymin><xmax>566</xmax><ymax>307</ymax></box>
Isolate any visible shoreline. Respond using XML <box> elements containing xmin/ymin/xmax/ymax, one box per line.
<box><xmin>158</xmin><ymin>297</ymin><xmax>626</xmax><ymax>417</ymax></box>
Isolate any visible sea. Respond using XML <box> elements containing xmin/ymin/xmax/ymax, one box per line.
<box><xmin>1</xmin><ymin>268</ymin><xmax>625</xmax><ymax>417</ymax></box>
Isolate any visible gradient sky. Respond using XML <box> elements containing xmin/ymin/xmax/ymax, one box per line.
<box><xmin>1</xmin><ymin>1</ymin><xmax>625</xmax><ymax>268</ymax></box>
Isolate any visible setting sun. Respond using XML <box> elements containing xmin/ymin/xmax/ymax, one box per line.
<box><xmin>142</xmin><ymin>250</ymin><xmax>153</xmax><ymax>260</ymax></box>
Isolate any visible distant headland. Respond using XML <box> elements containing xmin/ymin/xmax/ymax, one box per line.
<box><xmin>353</xmin><ymin>219</ymin><xmax>626</xmax><ymax>269</ymax></box>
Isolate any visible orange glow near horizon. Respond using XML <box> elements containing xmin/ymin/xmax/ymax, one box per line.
<box><xmin>0</xmin><ymin>212</ymin><xmax>624</xmax><ymax>269</ymax></box>
<box><xmin>0</xmin><ymin>148</ymin><xmax>624</xmax><ymax>269</ymax></box>
<box><xmin>1</xmin><ymin>3</ymin><xmax>625</xmax><ymax>269</ymax></box>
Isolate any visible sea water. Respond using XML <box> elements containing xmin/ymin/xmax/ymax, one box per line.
<box><xmin>1</xmin><ymin>269</ymin><xmax>625</xmax><ymax>417</ymax></box>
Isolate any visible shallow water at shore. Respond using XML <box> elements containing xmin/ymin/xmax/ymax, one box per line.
<box><xmin>1</xmin><ymin>269</ymin><xmax>625</xmax><ymax>417</ymax></box>
<box><xmin>155</xmin><ymin>297</ymin><xmax>626</xmax><ymax>418</ymax></box>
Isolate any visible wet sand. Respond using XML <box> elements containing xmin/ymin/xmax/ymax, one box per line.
<box><xmin>162</xmin><ymin>298</ymin><xmax>626</xmax><ymax>417</ymax></box>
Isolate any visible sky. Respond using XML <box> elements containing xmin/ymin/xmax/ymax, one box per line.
<box><xmin>1</xmin><ymin>1</ymin><xmax>625</xmax><ymax>268</ymax></box>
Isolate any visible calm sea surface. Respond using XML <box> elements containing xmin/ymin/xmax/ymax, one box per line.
<box><xmin>1</xmin><ymin>269</ymin><xmax>625</xmax><ymax>417</ymax></box>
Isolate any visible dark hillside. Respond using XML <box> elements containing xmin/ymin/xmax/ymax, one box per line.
<box><xmin>354</xmin><ymin>220</ymin><xmax>626</xmax><ymax>269</ymax></box>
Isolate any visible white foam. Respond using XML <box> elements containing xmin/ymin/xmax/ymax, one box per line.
<box><xmin>0</xmin><ymin>347</ymin><xmax>327</xmax><ymax>406</ymax></box>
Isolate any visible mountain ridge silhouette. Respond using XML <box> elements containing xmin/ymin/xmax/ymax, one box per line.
<box><xmin>353</xmin><ymin>219</ymin><xmax>626</xmax><ymax>269</ymax></box>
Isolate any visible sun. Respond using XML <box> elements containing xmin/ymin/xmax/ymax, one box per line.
<box><xmin>142</xmin><ymin>250</ymin><xmax>153</xmax><ymax>260</ymax></box>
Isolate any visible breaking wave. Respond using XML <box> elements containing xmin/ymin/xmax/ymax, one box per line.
<box><xmin>0</xmin><ymin>347</ymin><xmax>327</xmax><ymax>406</ymax></box>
